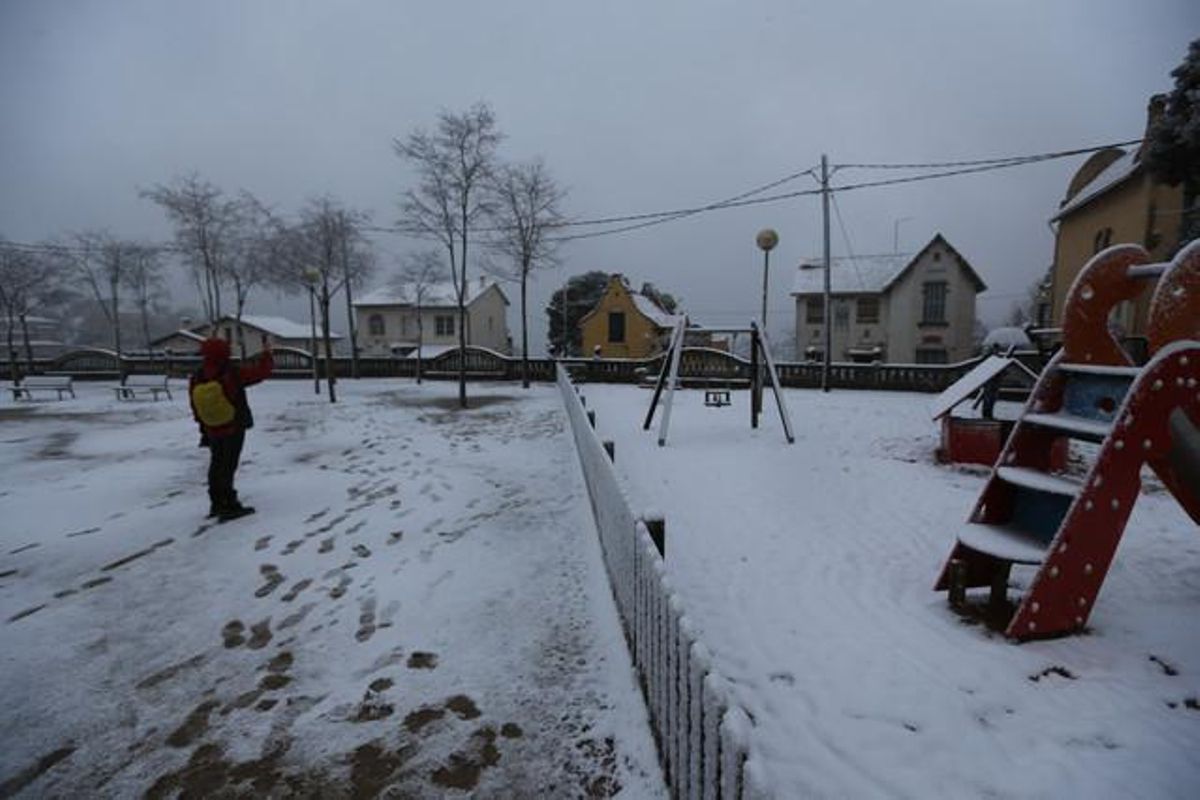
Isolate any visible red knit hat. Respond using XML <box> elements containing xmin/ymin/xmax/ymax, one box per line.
<box><xmin>200</xmin><ymin>337</ymin><xmax>231</xmax><ymax>364</ymax></box>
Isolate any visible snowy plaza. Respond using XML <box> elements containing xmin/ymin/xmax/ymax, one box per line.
<box><xmin>1</xmin><ymin>376</ymin><xmax>1197</xmax><ymax>797</ymax></box>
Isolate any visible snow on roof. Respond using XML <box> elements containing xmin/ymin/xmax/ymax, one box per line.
<box><xmin>631</xmin><ymin>293</ymin><xmax>682</xmax><ymax>328</ymax></box>
<box><xmin>981</xmin><ymin>326</ymin><xmax>1032</xmax><ymax>350</ymax></box>
<box><xmin>791</xmin><ymin>255</ymin><xmax>908</xmax><ymax>295</ymax></box>
<box><xmin>213</xmin><ymin>315</ymin><xmax>341</xmax><ymax>340</ymax></box>
<box><xmin>1052</xmin><ymin>149</ymin><xmax>1139</xmax><ymax>220</ymax></box>
<box><xmin>354</xmin><ymin>278</ymin><xmax>504</xmax><ymax>308</ymax></box>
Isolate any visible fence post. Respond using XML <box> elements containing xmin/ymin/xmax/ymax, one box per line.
<box><xmin>644</xmin><ymin>515</ymin><xmax>666</xmax><ymax>559</ymax></box>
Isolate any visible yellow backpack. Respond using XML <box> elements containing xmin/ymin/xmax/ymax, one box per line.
<box><xmin>192</xmin><ymin>378</ymin><xmax>236</xmax><ymax>427</ymax></box>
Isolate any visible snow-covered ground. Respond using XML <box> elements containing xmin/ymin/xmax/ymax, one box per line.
<box><xmin>581</xmin><ymin>384</ymin><xmax>1200</xmax><ymax>799</ymax></box>
<box><xmin>0</xmin><ymin>379</ymin><xmax>664</xmax><ymax>798</ymax></box>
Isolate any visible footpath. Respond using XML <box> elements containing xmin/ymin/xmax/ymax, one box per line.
<box><xmin>0</xmin><ymin>380</ymin><xmax>664</xmax><ymax>798</ymax></box>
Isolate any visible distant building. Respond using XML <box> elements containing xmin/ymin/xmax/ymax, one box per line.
<box><xmin>579</xmin><ymin>274</ymin><xmax>681</xmax><ymax>359</ymax></box>
<box><xmin>1048</xmin><ymin>95</ymin><xmax>1184</xmax><ymax>339</ymax></box>
<box><xmin>792</xmin><ymin>234</ymin><xmax>986</xmax><ymax>364</ymax></box>
<box><xmin>152</xmin><ymin>315</ymin><xmax>337</xmax><ymax>355</ymax></box>
<box><xmin>352</xmin><ymin>276</ymin><xmax>510</xmax><ymax>357</ymax></box>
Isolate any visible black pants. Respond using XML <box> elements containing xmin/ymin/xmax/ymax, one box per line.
<box><xmin>208</xmin><ymin>431</ymin><xmax>245</xmax><ymax>509</ymax></box>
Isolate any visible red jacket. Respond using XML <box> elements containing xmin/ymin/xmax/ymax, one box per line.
<box><xmin>190</xmin><ymin>349</ymin><xmax>274</xmax><ymax>438</ymax></box>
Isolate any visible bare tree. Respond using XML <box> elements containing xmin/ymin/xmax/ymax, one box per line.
<box><xmin>0</xmin><ymin>241</ymin><xmax>42</xmax><ymax>379</ymax></box>
<box><xmin>335</xmin><ymin>207</ymin><xmax>375</xmax><ymax>378</ymax></box>
<box><xmin>271</xmin><ymin>197</ymin><xmax>375</xmax><ymax>403</ymax></box>
<box><xmin>68</xmin><ymin>231</ymin><xmax>139</xmax><ymax>369</ymax></box>
<box><xmin>395</xmin><ymin>102</ymin><xmax>501</xmax><ymax>408</ymax></box>
<box><xmin>142</xmin><ymin>174</ymin><xmax>240</xmax><ymax>324</ymax></box>
<box><xmin>222</xmin><ymin>192</ymin><xmax>280</xmax><ymax>358</ymax></box>
<box><xmin>488</xmin><ymin>159</ymin><xmax>566</xmax><ymax>387</ymax></box>
<box><xmin>122</xmin><ymin>244</ymin><xmax>166</xmax><ymax>353</ymax></box>
<box><xmin>397</xmin><ymin>250</ymin><xmax>447</xmax><ymax>384</ymax></box>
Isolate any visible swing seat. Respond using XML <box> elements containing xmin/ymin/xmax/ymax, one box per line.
<box><xmin>704</xmin><ymin>389</ymin><xmax>731</xmax><ymax>407</ymax></box>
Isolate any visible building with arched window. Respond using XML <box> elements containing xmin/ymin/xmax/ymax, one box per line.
<box><xmin>1047</xmin><ymin>95</ymin><xmax>1185</xmax><ymax>344</ymax></box>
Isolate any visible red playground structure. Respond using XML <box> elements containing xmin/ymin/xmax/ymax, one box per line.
<box><xmin>935</xmin><ymin>239</ymin><xmax>1200</xmax><ymax>640</ymax></box>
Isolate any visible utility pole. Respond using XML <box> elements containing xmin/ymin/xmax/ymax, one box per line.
<box><xmin>821</xmin><ymin>154</ymin><xmax>832</xmax><ymax>393</ymax></box>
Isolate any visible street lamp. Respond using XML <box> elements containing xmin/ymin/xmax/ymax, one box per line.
<box><xmin>303</xmin><ymin>267</ymin><xmax>320</xmax><ymax>395</ymax></box>
<box><xmin>755</xmin><ymin>228</ymin><xmax>779</xmax><ymax>333</ymax></box>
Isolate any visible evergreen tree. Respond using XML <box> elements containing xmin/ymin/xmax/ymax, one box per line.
<box><xmin>1144</xmin><ymin>38</ymin><xmax>1200</xmax><ymax>247</ymax></box>
<box><xmin>546</xmin><ymin>271</ymin><xmax>610</xmax><ymax>356</ymax></box>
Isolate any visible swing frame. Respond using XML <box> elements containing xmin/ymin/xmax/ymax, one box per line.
<box><xmin>642</xmin><ymin>319</ymin><xmax>795</xmax><ymax>446</ymax></box>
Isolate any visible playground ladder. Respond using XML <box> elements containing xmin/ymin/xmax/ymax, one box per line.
<box><xmin>935</xmin><ymin>241</ymin><xmax>1200</xmax><ymax>640</ymax></box>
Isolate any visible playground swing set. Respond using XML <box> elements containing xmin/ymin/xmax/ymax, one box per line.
<box><xmin>934</xmin><ymin>239</ymin><xmax>1200</xmax><ymax>640</ymax></box>
<box><xmin>642</xmin><ymin>318</ymin><xmax>795</xmax><ymax>446</ymax></box>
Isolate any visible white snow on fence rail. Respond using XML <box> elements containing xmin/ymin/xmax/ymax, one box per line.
<box><xmin>557</xmin><ymin>364</ymin><xmax>764</xmax><ymax>799</ymax></box>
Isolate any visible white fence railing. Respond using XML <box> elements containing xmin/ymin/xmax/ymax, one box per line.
<box><xmin>557</xmin><ymin>364</ymin><xmax>770</xmax><ymax>799</ymax></box>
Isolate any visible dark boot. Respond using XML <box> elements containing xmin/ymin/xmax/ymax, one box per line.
<box><xmin>217</xmin><ymin>490</ymin><xmax>255</xmax><ymax>522</ymax></box>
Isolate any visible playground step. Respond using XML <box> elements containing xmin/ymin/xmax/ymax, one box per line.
<box><xmin>1055</xmin><ymin>363</ymin><xmax>1141</xmax><ymax>378</ymax></box>
<box><xmin>957</xmin><ymin>522</ymin><xmax>1048</xmax><ymax>565</ymax></box>
<box><xmin>1024</xmin><ymin>411</ymin><xmax>1111</xmax><ymax>441</ymax></box>
<box><xmin>995</xmin><ymin>466</ymin><xmax>1081</xmax><ymax>497</ymax></box>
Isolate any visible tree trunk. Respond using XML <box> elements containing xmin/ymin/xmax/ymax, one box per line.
<box><xmin>321</xmin><ymin>288</ymin><xmax>337</xmax><ymax>403</ymax></box>
<box><xmin>415</xmin><ymin>304</ymin><xmax>423</xmax><ymax>384</ymax></box>
<box><xmin>234</xmin><ymin>297</ymin><xmax>247</xmax><ymax>360</ymax></box>
<box><xmin>19</xmin><ymin>313</ymin><xmax>34</xmax><ymax>371</ymax></box>
<box><xmin>520</xmin><ymin>270</ymin><xmax>529</xmax><ymax>388</ymax></box>
<box><xmin>458</xmin><ymin>207</ymin><xmax>468</xmax><ymax>409</ymax></box>
<box><xmin>6</xmin><ymin>318</ymin><xmax>18</xmax><ymax>382</ymax></box>
<box><xmin>342</xmin><ymin>226</ymin><xmax>360</xmax><ymax>379</ymax></box>
<box><xmin>111</xmin><ymin>275</ymin><xmax>124</xmax><ymax>379</ymax></box>
<box><xmin>141</xmin><ymin>301</ymin><xmax>152</xmax><ymax>355</ymax></box>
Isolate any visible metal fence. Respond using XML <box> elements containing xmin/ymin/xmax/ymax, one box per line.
<box><xmin>557</xmin><ymin>364</ymin><xmax>770</xmax><ymax>799</ymax></box>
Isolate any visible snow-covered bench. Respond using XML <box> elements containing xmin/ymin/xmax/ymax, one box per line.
<box><xmin>113</xmin><ymin>374</ymin><xmax>172</xmax><ymax>401</ymax></box>
<box><xmin>11</xmin><ymin>375</ymin><xmax>75</xmax><ymax>401</ymax></box>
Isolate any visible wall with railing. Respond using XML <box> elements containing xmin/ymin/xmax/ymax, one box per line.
<box><xmin>557</xmin><ymin>364</ymin><xmax>770</xmax><ymax>798</ymax></box>
<box><xmin>5</xmin><ymin>345</ymin><xmax>1048</xmax><ymax>395</ymax></box>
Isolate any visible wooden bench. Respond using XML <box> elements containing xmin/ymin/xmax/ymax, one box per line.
<box><xmin>11</xmin><ymin>375</ymin><xmax>75</xmax><ymax>401</ymax></box>
<box><xmin>114</xmin><ymin>374</ymin><xmax>172</xmax><ymax>401</ymax></box>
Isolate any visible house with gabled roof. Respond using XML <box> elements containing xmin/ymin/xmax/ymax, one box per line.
<box><xmin>792</xmin><ymin>233</ymin><xmax>986</xmax><ymax>364</ymax></box>
<box><xmin>579</xmin><ymin>274</ymin><xmax>682</xmax><ymax>359</ymax></box>
<box><xmin>352</xmin><ymin>275</ymin><xmax>510</xmax><ymax>357</ymax></box>
<box><xmin>151</xmin><ymin>314</ymin><xmax>340</xmax><ymax>356</ymax></box>
<box><xmin>1048</xmin><ymin>95</ymin><xmax>1185</xmax><ymax>342</ymax></box>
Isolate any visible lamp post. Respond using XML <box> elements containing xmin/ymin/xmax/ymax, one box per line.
<box><xmin>756</xmin><ymin>228</ymin><xmax>779</xmax><ymax>333</ymax></box>
<box><xmin>303</xmin><ymin>267</ymin><xmax>320</xmax><ymax>395</ymax></box>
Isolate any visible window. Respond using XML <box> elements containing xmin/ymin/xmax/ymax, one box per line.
<box><xmin>806</xmin><ymin>297</ymin><xmax>824</xmax><ymax>324</ymax></box>
<box><xmin>1093</xmin><ymin>227</ymin><xmax>1113</xmax><ymax>254</ymax></box>
<box><xmin>921</xmin><ymin>282</ymin><xmax>947</xmax><ymax>324</ymax></box>
<box><xmin>608</xmin><ymin>311</ymin><xmax>626</xmax><ymax>343</ymax></box>
<box><xmin>915</xmin><ymin>348</ymin><xmax>948</xmax><ymax>364</ymax></box>
<box><xmin>368</xmin><ymin>314</ymin><xmax>385</xmax><ymax>336</ymax></box>
<box><xmin>834</xmin><ymin>300</ymin><xmax>849</xmax><ymax>329</ymax></box>
<box><xmin>856</xmin><ymin>297</ymin><xmax>879</xmax><ymax>324</ymax></box>
<box><xmin>435</xmin><ymin>315</ymin><xmax>454</xmax><ymax>336</ymax></box>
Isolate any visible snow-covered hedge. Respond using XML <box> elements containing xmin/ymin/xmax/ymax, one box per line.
<box><xmin>557</xmin><ymin>364</ymin><xmax>767</xmax><ymax>799</ymax></box>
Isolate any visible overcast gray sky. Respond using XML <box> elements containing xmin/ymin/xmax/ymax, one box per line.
<box><xmin>2</xmin><ymin>0</ymin><xmax>1196</xmax><ymax>350</ymax></box>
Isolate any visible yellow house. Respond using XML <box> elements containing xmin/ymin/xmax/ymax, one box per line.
<box><xmin>579</xmin><ymin>275</ymin><xmax>680</xmax><ymax>358</ymax></box>
<box><xmin>1048</xmin><ymin>95</ymin><xmax>1184</xmax><ymax>340</ymax></box>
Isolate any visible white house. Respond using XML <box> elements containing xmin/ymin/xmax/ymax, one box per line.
<box><xmin>353</xmin><ymin>276</ymin><xmax>510</xmax><ymax>357</ymax></box>
<box><xmin>793</xmin><ymin>234</ymin><xmax>986</xmax><ymax>364</ymax></box>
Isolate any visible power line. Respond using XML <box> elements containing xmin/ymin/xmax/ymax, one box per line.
<box><xmin>835</xmin><ymin>139</ymin><xmax>1142</xmax><ymax>170</ymax></box>
<box><xmin>5</xmin><ymin>138</ymin><xmax>1141</xmax><ymax>253</ymax></box>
